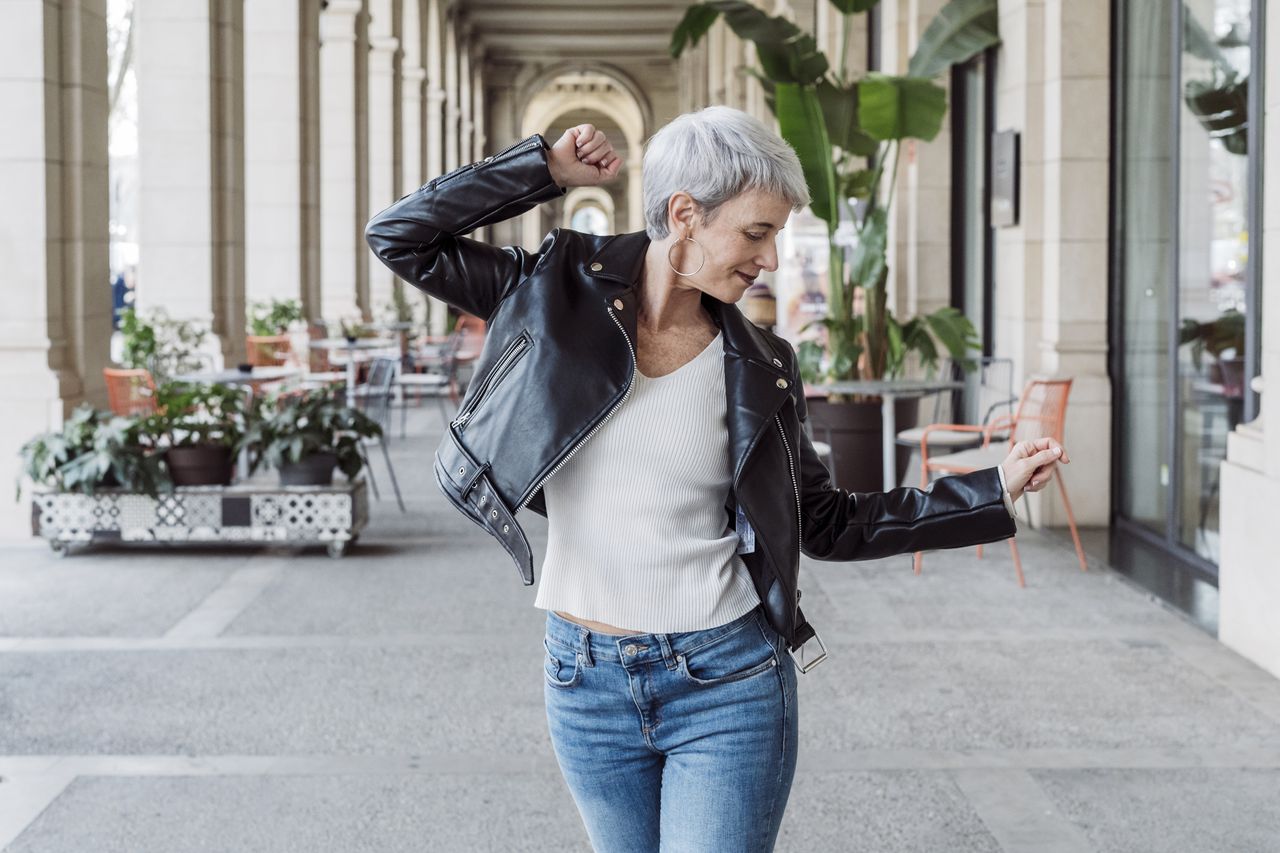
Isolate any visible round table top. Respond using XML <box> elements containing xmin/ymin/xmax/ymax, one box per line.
<box><xmin>308</xmin><ymin>337</ymin><xmax>397</xmax><ymax>350</ymax></box>
<box><xmin>808</xmin><ymin>378</ymin><xmax>965</xmax><ymax>397</ymax></box>
<box><xmin>171</xmin><ymin>365</ymin><xmax>299</xmax><ymax>385</ymax></box>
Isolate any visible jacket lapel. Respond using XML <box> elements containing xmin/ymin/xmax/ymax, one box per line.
<box><xmin>583</xmin><ymin>230</ymin><xmax>795</xmax><ymax>486</ymax></box>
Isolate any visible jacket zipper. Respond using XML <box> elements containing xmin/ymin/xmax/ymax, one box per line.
<box><xmin>451</xmin><ymin>333</ymin><xmax>531</xmax><ymax>429</ymax></box>
<box><xmin>775</xmin><ymin>412</ymin><xmax>802</xmax><ymax>599</ymax></box>
<box><xmin>517</xmin><ymin>305</ymin><xmax>636</xmax><ymax>511</ymax></box>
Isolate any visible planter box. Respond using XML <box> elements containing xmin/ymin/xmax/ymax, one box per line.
<box><xmin>31</xmin><ymin>479</ymin><xmax>369</xmax><ymax>559</ymax></box>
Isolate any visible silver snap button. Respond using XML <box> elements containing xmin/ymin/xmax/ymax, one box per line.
<box><xmin>772</xmin><ymin>357</ymin><xmax>783</xmax><ymax>367</ymax></box>
<box><xmin>776</xmin><ymin>378</ymin><xmax>789</xmax><ymax>389</ymax></box>
<box><xmin>502</xmin><ymin>524</ymin><xmax>509</xmax><ymax>533</ymax></box>
<box><xmin>458</xmin><ymin>466</ymin><xmax>465</xmax><ymax>476</ymax></box>
<box><xmin>624</xmin><ymin>644</ymin><xmax>637</xmax><ymax>655</ymax></box>
<box><xmin>612</xmin><ymin>298</ymin><xmax>624</xmax><ymax>310</ymax></box>
<box><xmin>590</xmin><ymin>262</ymin><xmax>603</xmax><ymax>271</ymax></box>
<box><xmin>490</xmin><ymin>510</ymin><xmax>498</xmax><ymax>519</ymax></box>
<box><xmin>478</xmin><ymin>495</ymin><xmax>487</xmax><ymax>505</ymax></box>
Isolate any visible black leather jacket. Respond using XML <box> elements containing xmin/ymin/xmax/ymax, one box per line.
<box><xmin>365</xmin><ymin>132</ymin><xmax>1016</xmax><ymax>670</ymax></box>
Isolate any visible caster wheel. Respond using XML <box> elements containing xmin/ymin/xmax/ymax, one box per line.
<box><xmin>326</xmin><ymin>541</ymin><xmax>348</xmax><ymax>559</ymax></box>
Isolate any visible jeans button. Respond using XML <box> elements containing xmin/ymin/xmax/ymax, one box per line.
<box><xmin>624</xmin><ymin>644</ymin><xmax>638</xmax><ymax>656</ymax></box>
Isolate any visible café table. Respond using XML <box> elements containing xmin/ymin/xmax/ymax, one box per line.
<box><xmin>170</xmin><ymin>365</ymin><xmax>299</xmax><ymax>387</ymax></box>
<box><xmin>807</xmin><ymin>378</ymin><xmax>965</xmax><ymax>489</ymax></box>
<box><xmin>308</xmin><ymin>337</ymin><xmax>397</xmax><ymax>407</ymax></box>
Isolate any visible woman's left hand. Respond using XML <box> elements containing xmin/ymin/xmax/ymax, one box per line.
<box><xmin>1000</xmin><ymin>438</ymin><xmax>1070</xmax><ymax>502</ymax></box>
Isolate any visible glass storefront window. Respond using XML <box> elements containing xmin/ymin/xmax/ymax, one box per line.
<box><xmin>1177</xmin><ymin>0</ymin><xmax>1252</xmax><ymax>563</ymax></box>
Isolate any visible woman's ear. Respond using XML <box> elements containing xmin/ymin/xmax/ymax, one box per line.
<box><xmin>666</xmin><ymin>191</ymin><xmax>701</xmax><ymax>237</ymax></box>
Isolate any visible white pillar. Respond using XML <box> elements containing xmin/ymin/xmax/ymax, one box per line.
<box><xmin>244</xmin><ymin>0</ymin><xmax>321</xmax><ymax>314</ymax></box>
<box><xmin>318</xmin><ymin>0</ymin><xmax>365</xmax><ymax>321</ymax></box>
<box><xmin>367</xmin><ymin>30</ymin><xmax>399</xmax><ymax>317</ymax></box>
<box><xmin>443</xmin><ymin>14</ymin><xmax>459</xmax><ymax>172</ymax></box>
<box><xmin>402</xmin><ymin>66</ymin><xmax>426</xmax><ymax>192</ymax></box>
<box><xmin>136</xmin><ymin>0</ymin><xmax>246</xmax><ymax>365</ymax></box>
<box><xmin>1</xmin><ymin>0</ymin><xmax>113</xmax><ymax>536</ymax></box>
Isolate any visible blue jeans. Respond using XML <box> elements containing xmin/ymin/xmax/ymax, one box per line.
<box><xmin>542</xmin><ymin>603</ymin><xmax>799</xmax><ymax>852</ymax></box>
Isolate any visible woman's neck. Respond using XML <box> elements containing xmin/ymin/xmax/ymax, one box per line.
<box><xmin>637</xmin><ymin>244</ymin><xmax>711</xmax><ymax>333</ymax></box>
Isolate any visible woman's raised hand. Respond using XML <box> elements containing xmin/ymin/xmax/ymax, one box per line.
<box><xmin>1000</xmin><ymin>437</ymin><xmax>1071</xmax><ymax>502</ymax></box>
<box><xmin>547</xmin><ymin>124</ymin><xmax>623</xmax><ymax>189</ymax></box>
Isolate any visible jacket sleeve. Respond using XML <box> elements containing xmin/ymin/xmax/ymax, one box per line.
<box><xmin>790</xmin><ymin>363</ymin><xmax>1017</xmax><ymax>562</ymax></box>
<box><xmin>364</xmin><ymin>133</ymin><xmax>568</xmax><ymax>321</ymax></box>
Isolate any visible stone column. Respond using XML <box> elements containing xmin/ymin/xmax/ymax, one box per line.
<box><xmin>2</xmin><ymin>0</ymin><xmax>112</xmax><ymax>536</ymax></box>
<box><xmin>318</xmin><ymin>0</ymin><xmax>366</xmax><ymax>321</ymax></box>
<box><xmin>443</xmin><ymin>13</ymin><xmax>459</xmax><ymax>172</ymax></box>
<box><xmin>135</xmin><ymin>0</ymin><xmax>247</xmax><ymax>365</ymax></box>
<box><xmin>244</xmin><ymin>0</ymin><xmax>321</xmax><ymax>314</ymax></box>
<box><xmin>401</xmin><ymin>67</ymin><xmax>426</xmax><ymax>192</ymax></box>
<box><xmin>366</xmin><ymin>28</ymin><xmax>399</xmax><ymax>315</ymax></box>
<box><xmin>1026</xmin><ymin>0</ymin><xmax>1112</xmax><ymax>526</ymax></box>
<box><xmin>422</xmin><ymin>0</ymin><xmax>447</xmax><ymax>337</ymax></box>
<box><xmin>1219</xmin><ymin>2</ymin><xmax>1280</xmax><ymax>679</ymax></box>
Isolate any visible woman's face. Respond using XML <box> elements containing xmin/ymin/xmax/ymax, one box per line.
<box><xmin>672</xmin><ymin>188</ymin><xmax>794</xmax><ymax>304</ymax></box>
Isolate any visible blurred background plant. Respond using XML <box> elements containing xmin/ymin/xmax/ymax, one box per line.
<box><xmin>116</xmin><ymin>307</ymin><xmax>211</xmax><ymax>381</ymax></box>
<box><xmin>247</xmin><ymin>297</ymin><xmax>304</xmax><ymax>336</ymax></box>
<box><xmin>672</xmin><ymin>0</ymin><xmax>995</xmax><ymax>387</ymax></box>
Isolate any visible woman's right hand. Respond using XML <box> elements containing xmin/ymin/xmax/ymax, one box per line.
<box><xmin>547</xmin><ymin>124</ymin><xmax>623</xmax><ymax>189</ymax></box>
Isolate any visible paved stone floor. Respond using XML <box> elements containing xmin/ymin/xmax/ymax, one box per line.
<box><xmin>2</xmin><ymin>407</ymin><xmax>1279</xmax><ymax>852</ymax></box>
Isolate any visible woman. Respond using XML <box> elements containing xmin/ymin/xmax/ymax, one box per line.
<box><xmin>366</xmin><ymin>105</ymin><xmax>1069</xmax><ymax>852</ymax></box>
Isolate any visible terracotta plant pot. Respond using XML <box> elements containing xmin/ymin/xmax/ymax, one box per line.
<box><xmin>804</xmin><ymin>396</ymin><xmax>920</xmax><ymax>492</ymax></box>
<box><xmin>165</xmin><ymin>445</ymin><xmax>234</xmax><ymax>486</ymax></box>
<box><xmin>279</xmin><ymin>452</ymin><xmax>338</xmax><ymax>486</ymax></box>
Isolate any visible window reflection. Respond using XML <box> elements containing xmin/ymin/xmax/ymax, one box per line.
<box><xmin>1177</xmin><ymin>0</ymin><xmax>1252</xmax><ymax>562</ymax></box>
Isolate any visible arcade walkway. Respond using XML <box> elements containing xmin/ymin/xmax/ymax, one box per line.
<box><xmin>1</xmin><ymin>409</ymin><xmax>1278</xmax><ymax>852</ymax></box>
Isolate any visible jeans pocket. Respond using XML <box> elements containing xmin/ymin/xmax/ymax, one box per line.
<box><xmin>677</xmin><ymin>621</ymin><xmax>779</xmax><ymax>687</ymax></box>
<box><xmin>544</xmin><ymin>637</ymin><xmax>583</xmax><ymax>689</ymax></box>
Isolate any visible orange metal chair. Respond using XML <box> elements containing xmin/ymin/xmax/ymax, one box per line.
<box><xmin>915</xmin><ymin>377</ymin><xmax>1087</xmax><ymax>586</ymax></box>
<box><xmin>245</xmin><ymin>334</ymin><xmax>294</xmax><ymax>367</ymax></box>
<box><xmin>103</xmin><ymin>367</ymin><xmax>159</xmax><ymax>416</ymax></box>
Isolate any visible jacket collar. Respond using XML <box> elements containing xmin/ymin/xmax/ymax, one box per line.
<box><xmin>583</xmin><ymin>230</ymin><xmax>794</xmax><ymax>484</ymax></box>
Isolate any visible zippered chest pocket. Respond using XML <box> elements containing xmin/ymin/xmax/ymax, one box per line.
<box><xmin>451</xmin><ymin>330</ymin><xmax>533</xmax><ymax>429</ymax></box>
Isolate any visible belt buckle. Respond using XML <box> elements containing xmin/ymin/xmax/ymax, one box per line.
<box><xmin>787</xmin><ymin>629</ymin><xmax>828</xmax><ymax>674</ymax></box>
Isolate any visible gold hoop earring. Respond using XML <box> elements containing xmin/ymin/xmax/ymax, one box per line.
<box><xmin>667</xmin><ymin>234</ymin><xmax>706</xmax><ymax>277</ymax></box>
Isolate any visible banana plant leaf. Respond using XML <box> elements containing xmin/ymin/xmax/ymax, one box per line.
<box><xmin>671</xmin><ymin>1</ymin><xmax>828</xmax><ymax>85</ymax></box>
<box><xmin>847</xmin><ymin>208</ymin><xmax>888</xmax><ymax>288</ymax></box>
<box><xmin>858</xmin><ymin>73</ymin><xmax>948</xmax><ymax>142</ymax></box>
<box><xmin>774</xmin><ymin>82</ymin><xmax>838</xmax><ymax>225</ymax></box>
<box><xmin>907</xmin><ymin>0</ymin><xmax>1001</xmax><ymax>79</ymax></box>
<box><xmin>817</xmin><ymin>80</ymin><xmax>879</xmax><ymax>157</ymax></box>
<box><xmin>828</xmin><ymin>0</ymin><xmax>882</xmax><ymax>15</ymax></box>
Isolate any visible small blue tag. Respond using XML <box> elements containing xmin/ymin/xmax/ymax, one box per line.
<box><xmin>735</xmin><ymin>504</ymin><xmax>756</xmax><ymax>555</ymax></box>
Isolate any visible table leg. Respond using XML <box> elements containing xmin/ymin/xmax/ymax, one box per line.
<box><xmin>882</xmin><ymin>394</ymin><xmax>896</xmax><ymax>490</ymax></box>
<box><xmin>345</xmin><ymin>348</ymin><xmax>356</xmax><ymax>408</ymax></box>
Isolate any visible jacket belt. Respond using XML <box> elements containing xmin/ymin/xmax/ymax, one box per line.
<box><xmin>435</xmin><ymin>428</ymin><xmax>535</xmax><ymax>584</ymax></box>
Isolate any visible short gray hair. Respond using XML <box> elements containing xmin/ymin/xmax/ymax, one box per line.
<box><xmin>641</xmin><ymin>105</ymin><xmax>811</xmax><ymax>240</ymax></box>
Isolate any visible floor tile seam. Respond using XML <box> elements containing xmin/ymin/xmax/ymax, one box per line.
<box><xmin>5</xmin><ymin>748</ymin><xmax>1280</xmax><ymax>778</ymax></box>
<box><xmin>951</xmin><ymin>767</ymin><xmax>1095</xmax><ymax>853</ymax></box>
<box><xmin>0</xmin><ymin>630</ymin><xmax>1211</xmax><ymax>652</ymax></box>
<box><xmin>160</xmin><ymin>554</ymin><xmax>294</xmax><ymax>640</ymax></box>
<box><xmin>0</xmin><ymin>770</ymin><xmax>77</xmax><ymax>851</ymax></box>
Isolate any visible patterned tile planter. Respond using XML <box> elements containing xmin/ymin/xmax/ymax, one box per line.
<box><xmin>31</xmin><ymin>479</ymin><xmax>369</xmax><ymax>558</ymax></box>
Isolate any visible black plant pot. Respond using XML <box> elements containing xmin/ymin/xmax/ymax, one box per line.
<box><xmin>279</xmin><ymin>452</ymin><xmax>337</xmax><ymax>486</ymax></box>
<box><xmin>166</xmin><ymin>445</ymin><xmax>234</xmax><ymax>486</ymax></box>
<box><xmin>804</xmin><ymin>396</ymin><xmax>920</xmax><ymax>492</ymax></box>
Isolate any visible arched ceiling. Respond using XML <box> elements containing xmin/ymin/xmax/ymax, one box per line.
<box><xmin>460</xmin><ymin>0</ymin><xmax>693</xmax><ymax>62</ymax></box>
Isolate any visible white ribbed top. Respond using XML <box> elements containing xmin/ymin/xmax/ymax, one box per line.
<box><xmin>533</xmin><ymin>330</ymin><xmax>762</xmax><ymax>632</ymax></box>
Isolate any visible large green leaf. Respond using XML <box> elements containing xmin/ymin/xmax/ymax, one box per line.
<box><xmin>774</xmin><ymin>83</ymin><xmax>837</xmax><ymax>224</ymax></box>
<box><xmin>671</xmin><ymin>1</ymin><xmax>828</xmax><ymax>84</ymax></box>
<box><xmin>828</xmin><ymin>0</ymin><xmax>881</xmax><ymax>13</ymax></box>
<box><xmin>816</xmin><ymin>81</ymin><xmax>879</xmax><ymax>157</ymax></box>
<box><xmin>907</xmin><ymin>0</ymin><xmax>1001</xmax><ymax>79</ymax></box>
<box><xmin>858</xmin><ymin>73</ymin><xmax>947</xmax><ymax>141</ymax></box>
<box><xmin>847</xmin><ymin>208</ymin><xmax>887</xmax><ymax>287</ymax></box>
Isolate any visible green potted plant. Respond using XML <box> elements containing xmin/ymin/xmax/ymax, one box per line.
<box><xmin>248</xmin><ymin>297</ymin><xmax>304</xmax><ymax>336</ymax></box>
<box><xmin>141</xmin><ymin>382</ymin><xmax>248</xmax><ymax>486</ymax></box>
<box><xmin>672</xmin><ymin>0</ymin><xmax>994</xmax><ymax>488</ymax></box>
<box><xmin>18</xmin><ymin>404</ymin><xmax>170</xmax><ymax>499</ymax></box>
<box><xmin>241</xmin><ymin>386</ymin><xmax>382</xmax><ymax>486</ymax></box>
<box><xmin>117</xmin><ymin>307</ymin><xmax>211</xmax><ymax>381</ymax></box>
